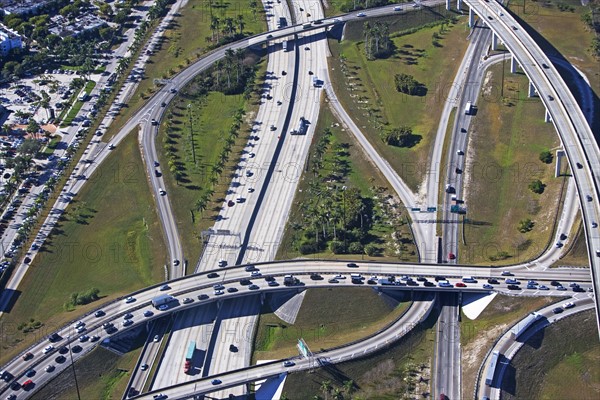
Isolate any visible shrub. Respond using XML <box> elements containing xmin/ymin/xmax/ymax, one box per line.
<box><xmin>330</xmin><ymin>241</ymin><xmax>346</xmax><ymax>254</ymax></box>
<box><xmin>518</xmin><ymin>218</ymin><xmax>534</xmax><ymax>233</ymax></box>
<box><xmin>365</xmin><ymin>244</ymin><xmax>379</xmax><ymax>256</ymax></box>
<box><xmin>348</xmin><ymin>242</ymin><xmax>364</xmax><ymax>254</ymax></box>
<box><xmin>529</xmin><ymin>179</ymin><xmax>545</xmax><ymax>194</ymax></box>
<box><xmin>539</xmin><ymin>150</ymin><xmax>553</xmax><ymax>164</ymax></box>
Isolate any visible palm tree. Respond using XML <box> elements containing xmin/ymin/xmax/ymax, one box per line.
<box><xmin>224</xmin><ymin>17</ymin><xmax>235</xmax><ymax>36</ymax></box>
<box><xmin>320</xmin><ymin>380</ymin><xmax>332</xmax><ymax>400</ymax></box>
<box><xmin>236</xmin><ymin>14</ymin><xmax>245</xmax><ymax>35</ymax></box>
<box><xmin>211</xmin><ymin>16</ymin><xmax>220</xmax><ymax>41</ymax></box>
<box><xmin>343</xmin><ymin>380</ymin><xmax>354</xmax><ymax>396</ymax></box>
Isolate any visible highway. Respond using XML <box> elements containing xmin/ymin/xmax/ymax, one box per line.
<box><xmin>433</xmin><ymin>292</ymin><xmax>461</xmax><ymax>399</ymax></box>
<box><xmin>464</xmin><ymin>0</ymin><xmax>600</xmax><ymax>333</ymax></box>
<box><xmin>136</xmin><ymin>292</ymin><xmax>436</xmax><ymax>399</ymax></box>
<box><xmin>478</xmin><ymin>295</ymin><xmax>595</xmax><ymax>399</ymax></box>
<box><xmin>0</xmin><ymin>258</ymin><xmax>593</xmax><ymax>399</ymax></box>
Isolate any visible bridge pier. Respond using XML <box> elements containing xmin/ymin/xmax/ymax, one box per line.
<box><xmin>446</xmin><ymin>0</ymin><xmax>451</xmax><ymax>10</ymax></box>
<box><xmin>545</xmin><ymin>109</ymin><xmax>552</xmax><ymax>123</ymax></box>
<box><xmin>510</xmin><ymin>54</ymin><xmax>518</xmax><ymax>73</ymax></box>
<box><xmin>528</xmin><ymin>81</ymin><xmax>537</xmax><ymax>97</ymax></box>
<box><xmin>457</xmin><ymin>0</ymin><xmax>463</xmax><ymax>10</ymax></box>
<box><xmin>491</xmin><ymin>32</ymin><xmax>498</xmax><ymax>50</ymax></box>
<box><xmin>469</xmin><ymin>8</ymin><xmax>475</xmax><ymax>27</ymax></box>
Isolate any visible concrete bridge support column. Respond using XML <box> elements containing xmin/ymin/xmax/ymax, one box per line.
<box><xmin>528</xmin><ymin>81</ymin><xmax>537</xmax><ymax>97</ymax></box>
<box><xmin>510</xmin><ymin>55</ymin><xmax>518</xmax><ymax>73</ymax></box>
<box><xmin>545</xmin><ymin>109</ymin><xmax>552</xmax><ymax>123</ymax></box>
<box><xmin>446</xmin><ymin>0</ymin><xmax>451</xmax><ymax>10</ymax></box>
<box><xmin>491</xmin><ymin>32</ymin><xmax>498</xmax><ymax>50</ymax></box>
<box><xmin>457</xmin><ymin>0</ymin><xmax>463</xmax><ymax>10</ymax></box>
<box><xmin>469</xmin><ymin>8</ymin><xmax>474</xmax><ymax>27</ymax></box>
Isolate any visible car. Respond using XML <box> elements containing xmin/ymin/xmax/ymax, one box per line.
<box><xmin>356</xmin><ymin>12</ymin><xmax>366</xmax><ymax>17</ymax></box>
<box><xmin>79</xmin><ymin>335</ymin><xmax>89</xmax><ymax>342</ymax></box>
<box><xmin>211</xmin><ymin>379</ymin><xmax>222</xmax><ymax>385</ymax></box>
<box><xmin>251</xmin><ymin>271</ymin><xmax>261</xmax><ymax>277</ymax></box>
<box><xmin>555</xmin><ymin>242</ymin><xmax>563</xmax><ymax>248</ymax></box>
<box><xmin>144</xmin><ymin>310</ymin><xmax>154</xmax><ymax>317</ymax></box>
<box><xmin>552</xmin><ymin>307</ymin><xmax>564</xmax><ymax>314</ymax></box>
<box><xmin>6</xmin><ymin>394</ymin><xmax>16</xmax><ymax>400</ymax></box>
<box><xmin>592</xmin><ymin>222</ymin><xmax>598</xmax><ymax>228</ymax></box>
<box><xmin>213</xmin><ymin>283</ymin><xmax>225</xmax><ymax>290</ymax></box>
<box><xmin>153</xmin><ymin>335</ymin><xmax>160</xmax><ymax>342</ymax></box>
<box><xmin>58</xmin><ymin>346</ymin><xmax>69</xmax><ymax>354</ymax></box>
<box><xmin>158</xmin><ymin>304</ymin><xmax>169</xmax><ymax>311</ymax></box>
<box><xmin>140</xmin><ymin>363</ymin><xmax>149</xmax><ymax>371</ymax></box>
<box><xmin>455</xmin><ymin>282</ymin><xmax>467</xmax><ymax>287</ymax></box>
<box><xmin>527</xmin><ymin>284</ymin><xmax>537</xmax><ymax>289</ymax></box>
<box><xmin>25</xmin><ymin>369</ymin><xmax>35</xmax><ymax>377</ymax></box>
<box><xmin>267</xmin><ymin>34</ymin><xmax>273</xmax><ymax>38</ymax></box>
<box><xmin>90</xmin><ymin>335</ymin><xmax>100</xmax><ymax>342</ymax></box>
<box><xmin>268</xmin><ymin>281</ymin><xmax>279</xmax><ymax>287</ymax></box>
<box><xmin>487</xmin><ymin>278</ymin><xmax>499</xmax><ymax>284</ymax></box>
<box><xmin>548</xmin><ymin>95</ymin><xmax>554</xmax><ymax>101</ymax></box>
<box><xmin>424</xmin><ymin>281</ymin><xmax>435</xmax><ymax>287</ymax></box>
<box><xmin>448</xmin><ymin>253</ymin><xmax>456</xmax><ymax>260</ymax></box>
<box><xmin>507</xmin><ymin>284</ymin><xmax>520</xmax><ymax>290</ymax></box>
<box><xmin>43</xmin><ymin>345</ymin><xmax>54</xmax><ymax>354</ymax></box>
<box><xmin>249</xmin><ymin>284</ymin><xmax>260</xmax><ymax>290</ymax></box>
<box><xmin>108</xmin><ymin>144</ymin><xmax>115</xmax><ymax>150</ymax></box>
<box><xmin>434</xmin><ymin>276</ymin><xmax>446</xmax><ymax>281</ymax></box>
<box><xmin>229</xmin><ymin>344</ymin><xmax>238</xmax><ymax>352</ymax></box>
<box><xmin>154</xmin><ymin>161</ymin><xmax>160</xmax><ymax>167</ymax></box>
<box><xmin>153</xmin><ymin>394</ymin><xmax>167</xmax><ymax>400</ymax></box>
<box><xmin>501</xmin><ymin>271</ymin><xmax>512</xmax><ymax>276</ymax></box>
<box><xmin>182</xmin><ymin>297</ymin><xmax>193</xmax><ymax>304</ymax></box>
<box><xmin>505</xmin><ymin>278</ymin><xmax>519</xmax><ymax>284</ymax></box>
<box><xmin>214</xmin><ymin>289</ymin><xmax>224</xmax><ymax>295</ymax></box>
<box><xmin>173</xmin><ymin>259</ymin><xmax>180</xmax><ymax>266</ymax></box>
<box><xmin>22</xmin><ymin>352</ymin><xmax>34</xmax><ymax>361</ymax></box>
<box><xmin>76</xmin><ymin>325</ymin><xmax>86</xmax><ymax>333</ymax></box>
<box><xmin>123</xmin><ymin>319</ymin><xmax>134</xmax><ymax>327</ymax></box>
<box><xmin>416</xmin><ymin>276</ymin><xmax>426</xmax><ymax>282</ymax></box>
<box><xmin>538</xmin><ymin>285</ymin><xmax>549</xmax><ymax>290</ymax></box>
<box><xmin>159</xmin><ymin>188</ymin><xmax>167</xmax><ymax>196</ymax></box>
<box><xmin>160</xmin><ymin>284</ymin><xmax>170</xmax><ymax>291</ymax></box>
<box><xmin>55</xmin><ymin>355</ymin><xmax>66</xmax><ymax>363</ymax></box>
<box><xmin>347</xmin><ymin>263</ymin><xmax>359</xmax><ymax>268</ymax></box>
<box><xmin>328</xmin><ymin>278</ymin><xmax>339</xmax><ymax>283</ymax></box>
<box><xmin>227</xmin><ymin>200</ymin><xmax>235</xmax><ymax>207</ymax></box>
<box><xmin>550</xmin><ymin>280</ymin><xmax>561</xmax><ymax>286</ymax></box>
<box><xmin>438</xmin><ymin>281</ymin><xmax>453</xmax><ymax>287</ymax></box>
<box><xmin>283</xmin><ymin>360</ymin><xmax>295</xmax><ymax>367</ymax></box>
<box><xmin>586</xmin><ymin>195</ymin><xmax>593</xmax><ymax>202</ymax></box>
<box><xmin>394</xmin><ymin>6</ymin><xmax>402</xmax><ymax>11</ymax></box>
<box><xmin>44</xmin><ymin>364</ymin><xmax>55</xmax><ymax>373</ymax></box>
<box><xmin>247</xmin><ymin>187</ymin><xmax>255</xmax><ymax>193</ymax></box>
<box><xmin>487</xmin><ymin>15</ymin><xmax>493</xmax><ymax>20</ymax></box>
<box><xmin>161</xmin><ymin>102</ymin><xmax>166</xmax><ymax>107</ymax></box>
<box><xmin>95</xmin><ymin>310</ymin><xmax>105</xmax><ymax>318</ymax></box>
<box><xmin>542</xmin><ymin>63</ymin><xmax>549</xmax><ymax>69</ymax></box>
<box><xmin>556</xmin><ymin>285</ymin><xmax>567</xmax><ymax>291</ymax></box>
<box><xmin>563</xmin><ymin>302</ymin><xmax>575</xmax><ymax>309</ymax></box>
<box><xmin>125</xmin><ymin>296</ymin><xmax>136</xmax><ymax>303</ymax></box>
<box><xmin>74</xmin><ymin>320</ymin><xmax>85</xmax><ymax>329</ymax></box>
<box><xmin>227</xmin><ymin>287</ymin><xmax>238</xmax><ymax>293</ymax></box>
<box><xmin>512</xmin><ymin>25</ymin><xmax>518</xmax><ymax>30</ymax></box>
<box><xmin>151</xmin><ymin>119</ymin><xmax>158</xmax><ymax>125</ymax></box>
<box><xmin>240</xmin><ymin>279</ymin><xmax>251</xmax><ymax>285</ymax></box>
<box><xmin>198</xmin><ymin>294</ymin><xmax>209</xmax><ymax>300</ymax></box>
<box><xmin>483</xmin><ymin>284</ymin><xmax>493</xmax><ymax>289</ymax></box>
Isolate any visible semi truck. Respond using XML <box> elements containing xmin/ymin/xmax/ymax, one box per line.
<box><xmin>283</xmin><ymin>275</ymin><xmax>299</xmax><ymax>286</ymax></box>
<box><xmin>464</xmin><ymin>101</ymin><xmax>472</xmax><ymax>115</ymax></box>
<box><xmin>184</xmin><ymin>341</ymin><xmax>195</xmax><ymax>373</ymax></box>
<box><xmin>278</xmin><ymin>17</ymin><xmax>287</xmax><ymax>28</ymax></box>
<box><xmin>282</xmin><ymin>40</ymin><xmax>290</xmax><ymax>52</ymax></box>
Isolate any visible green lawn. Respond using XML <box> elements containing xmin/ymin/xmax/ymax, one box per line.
<box><xmin>329</xmin><ymin>11</ymin><xmax>470</xmax><ymax>191</ymax></box>
<box><xmin>42</xmin><ymin>135</ymin><xmax>62</xmax><ymax>156</ymax></box>
<box><xmin>280</xmin><ymin>302</ymin><xmax>437</xmax><ymax>400</ymax></box>
<box><xmin>60</xmin><ymin>81</ymin><xmax>95</xmax><ymax>128</ymax></box>
<box><xmin>458</xmin><ymin>61</ymin><xmax>564</xmax><ymax>265</ymax></box>
<box><xmin>0</xmin><ymin>133</ymin><xmax>166</xmax><ymax>365</ymax></box>
<box><xmin>460</xmin><ymin>294</ymin><xmax>558</xmax><ymax>399</ymax></box>
<box><xmin>501</xmin><ymin>310</ymin><xmax>600</xmax><ymax>400</ymax></box>
<box><xmin>107</xmin><ymin>0</ymin><xmax>267</xmax><ymax>137</ymax></box>
<box><xmin>253</xmin><ymin>288</ymin><xmax>411</xmax><ymax>362</ymax></box>
<box><xmin>277</xmin><ymin>104</ymin><xmax>418</xmax><ymax>261</ymax></box>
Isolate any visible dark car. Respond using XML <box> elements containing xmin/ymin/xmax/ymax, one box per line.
<box><xmin>550</xmin><ymin>280</ymin><xmax>561</xmax><ymax>286</ymax></box>
<box><xmin>94</xmin><ymin>310</ymin><xmax>105</xmax><ymax>318</ymax></box>
<box><xmin>347</xmin><ymin>263</ymin><xmax>359</xmax><ymax>268</ymax></box>
<box><xmin>434</xmin><ymin>276</ymin><xmax>446</xmax><ymax>281</ymax></box>
<box><xmin>227</xmin><ymin>287</ymin><xmax>238</xmax><ymax>293</ymax></box>
<box><xmin>229</xmin><ymin>344</ymin><xmax>238</xmax><ymax>352</ymax></box>
<box><xmin>552</xmin><ymin>307</ymin><xmax>563</xmax><ymax>314</ymax></box>
<box><xmin>240</xmin><ymin>279</ymin><xmax>251</xmax><ymax>286</ymax></box>
<box><xmin>207</xmin><ymin>272</ymin><xmax>219</xmax><ymax>278</ymax></box>
<box><xmin>198</xmin><ymin>294</ymin><xmax>209</xmax><ymax>300</ymax></box>
<box><xmin>55</xmin><ymin>355</ymin><xmax>66</xmax><ymax>363</ymax></box>
<box><xmin>507</xmin><ymin>284</ymin><xmax>520</xmax><ymax>290</ymax></box>
<box><xmin>310</xmin><ymin>273</ymin><xmax>322</xmax><ymax>280</ymax></box>
<box><xmin>487</xmin><ymin>278</ymin><xmax>498</xmax><ymax>284</ymax></box>
<box><xmin>424</xmin><ymin>281</ymin><xmax>435</xmax><ymax>287</ymax></box>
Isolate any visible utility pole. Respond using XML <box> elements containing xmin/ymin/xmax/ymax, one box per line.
<box><xmin>67</xmin><ymin>337</ymin><xmax>82</xmax><ymax>400</ymax></box>
<box><xmin>501</xmin><ymin>51</ymin><xmax>506</xmax><ymax>98</ymax></box>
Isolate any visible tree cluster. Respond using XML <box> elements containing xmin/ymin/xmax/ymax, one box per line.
<box><xmin>394</xmin><ymin>73</ymin><xmax>426</xmax><ymax>96</ymax></box>
<box><xmin>380</xmin><ymin>126</ymin><xmax>420</xmax><ymax>148</ymax></box>
<box><xmin>339</xmin><ymin>0</ymin><xmax>389</xmax><ymax>12</ymax></box>
<box><xmin>528</xmin><ymin>179</ymin><xmax>545</xmax><ymax>194</ymax></box>
<box><xmin>68</xmin><ymin>287</ymin><xmax>100</xmax><ymax>307</ymax></box>
<box><xmin>363</xmin><ymin>21</ymin><xmax>392</xmax><ymax>60</ymax></box>
<box><xmin>518</xmin><ymin>218</ymin><xmax>534</xmax><ymax>233</ymax></box>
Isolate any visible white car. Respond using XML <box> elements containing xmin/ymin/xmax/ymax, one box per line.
<box><xmin>562</xmin><ymin>302</ymin><xmax>575</xmax><ymax>309</ymax></box>
<box><xmin>43</xmin><ymin>345</ymin><xmax>54</xmax><ymax>354</ymax></box>
<box><xmin>356</xmin><ymin>12</ymin><xmax>366</xmax><ymax>17</ymax></box>
<box><xmin>125</xmin><ymin>296</ymin><xmax>136</xmax><ymax>304</ymax></box>
<box><xmin>159</xmin><ymin>188</ymin><xmax>166</xmax><ymax>196</ymax></box>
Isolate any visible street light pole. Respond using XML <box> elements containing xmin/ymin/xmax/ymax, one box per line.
<box><xmin>67</xmin><ymin>336</ymin><xmax>82</xmax><ymax>400</ymax></box>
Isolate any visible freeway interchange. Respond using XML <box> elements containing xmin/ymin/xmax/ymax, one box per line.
<box><xmin>0</xmin><ymin>0</ymin><xmax>598</xmax><ymax>399</ymax></box>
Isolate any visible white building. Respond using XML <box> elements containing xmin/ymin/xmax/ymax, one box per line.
<box><xmin>0</xmin><ymin>23</ymin><xmax>22</xmax><ymax>56</ymax></box>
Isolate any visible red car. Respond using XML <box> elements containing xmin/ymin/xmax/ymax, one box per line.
<box><xmin>455</xmin><ymin>282</ymin><xmax>466</xmax><ymax>287</ymax></box>
<box><xmin>22</xmin><ymin>379</ymin><xmax>33</xmax><ymax>390</ymax></box>
<box><xmin>448</xmin><ymin>253</ymin><xmax>456</xmax><ymax>260</ymax></box>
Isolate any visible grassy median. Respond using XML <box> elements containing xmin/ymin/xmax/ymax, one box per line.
<box><xmin>0</xmin><ymin>133</ymin><xmax>166</xmax><ymax>365</ymax></box>
<box><xmin>458</xmin><ymin>61</ymin><xmax>564</xmax><ymax>265</ymax></box>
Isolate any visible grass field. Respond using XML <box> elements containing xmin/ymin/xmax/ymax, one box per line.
<box><xmin>507</xmin><ymin>0</ymin><xmax>600</xmax><ymax>135</ymax></box>
<box><xmin>277</xmin><ymin>104</ymin><xmax>419</xmax><ymax>261</ymax></box>
<box><xmin>458</xmin><ymin>61</ymin><xmax>564</xmax><ymax>265</ymax></box>
<box><xmin>107</xmin><ymin>0</ymin><xmax>267</xmax><ymax>136</ymax></box>
<box><xmin>280</xmin><ymin>303</ymin><xmax>437</xmax><ymax>399</ymax></box>
<box><xmin>30</xmin><ymin>333</ymin><xmax>147</xmax><ymax>400</ymax></box>
<box><xmin>253</xmin><ymin>288</ymin><xmax>410</xmax><ymax>361</ymax></box>
<box><xmin>501</xmin><ymin>309</ymin><xmax>600</xmax><ymax>400</ymax></box>
<box><xmin>328</xmin><ymin>8</ymin><xmax>470</xmax><ymax>191</ymax></box>
<box><xmin>0</xmin><ymin>133</ymin><xmax>166</xmax><ymax>365</ymax></box>
<box><xmin>553</xmin><ymin>220</ymin><xmax>590</xmax><ymax>267</ymax></box>
<box><xmin>460</xmin><ymin>294</ymin><xmax>559</xmax><ymax>399</ymax></box>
